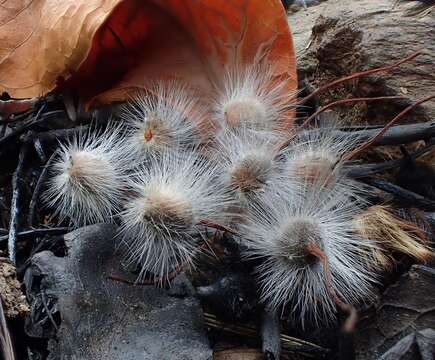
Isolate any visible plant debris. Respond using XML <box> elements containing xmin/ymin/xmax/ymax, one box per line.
<box><xmin>0</xmin><ymin>257</ymin><xmax>29</xmax><ymax>318</ymax></box>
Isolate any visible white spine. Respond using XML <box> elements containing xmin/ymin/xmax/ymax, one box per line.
<box><xmin>43</xmin><ymin>124</ymin><xmax>128</xmax><ymax>227</ymax></box>
<box><xmin>119</xmin><ymin>150</ymin><xmax>233</xmax><ymax>282</ymax></box>
<box><xmin>119</xmin><ymin>80</ymin><xmax>206</xmax><ymax>162</ymax></box>
<box><xmin>239</xmin><ymin>180</ymin><xmax>376</xmax><ymax>326</ymax></box>
<box><xmin>214</xmin><ymin>126</ymin><xmax>284</xmax><ymax>206</ymax></box>
<box><xmin>213</xmin><ymin>65</ymin><xmax>296</xmax><ymax>132</ymax></box>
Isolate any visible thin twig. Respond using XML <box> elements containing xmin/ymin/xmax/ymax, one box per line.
<box><xmin>278</xmin><ymin>96</ymin><xmax>402</xmax><ymax>152</ymax></box>
<box><xmin>299</xmin><ymin>50</ymin><xmax>424</xmax><ymax>105</ymax></box>
<box><xmin>359</xmin><ymin>177</ymin><xmax>435</xmax><ymax>211</ymax></box>
<box><xmin>0</xmin><ymin>110</ymin><xmax>67</xmax><ymax>150</ymax></box>
<box><xmin>40</xmin><ymin>291</ymin><xmax>58</xmax><ymax>332</ymax></box>
<box><xmin>261</xmin><ymin>307</ymin><xmax>281</xmax><ymax>358</ymax></box>
<box><xmin>200</xmin><ymin>219</ymin><xmax>237</xmax><ymax>235</ymax></box>
<box><xmin>344</xmin><ymin>95</ymin><xmax>435</xmax><ymax>160</ymax></box>
<box><xmin>1</xmin><ymin>109</ymin><xmax>33</xmax><ymax>124</ymax></box>
<box><xmin>7</xmin><ymin>143</ymin><xmax>28</xmax><ymax>263</ymax></box>
<box><xmin>204</xmin><ymin>312</ymin><xmax>329</xmax><ymax>355</ymax></box>
<box><xmin>28</xmin><ymin>150</ymin><xmax>58</xmax><ymax>227</ymax></box>
<box><xmin>0</xmin><ymin>227</ymin><xmax>70</xmax><ymax>245</ymax></box>
<box><xmin>108</xmin><ymin>265</ymin><xmax>185</xmax><ymax>286</ymax></box>
<box><xmin>34</xmin><ymin>125</ymin><xmax>89</xmax><ymax>144</ymax></box>
<box><xmin>33</xmin><ymin>137</ymin><xmax>47</xmax><ymax>163</ymax></box>
<box><xmin>346</xmin><ymin>138</ymin><xmax>435</xmax><ymax>178</ymax></box>
<box><xmin>7</xmin><ymin>106</ymin><xmax>46</xmax><ymax>263</ymax></box>
<box><xmin>0</xmin><ymin>299</ymin><xmax>15</xmax><ymax>360</ymax></box>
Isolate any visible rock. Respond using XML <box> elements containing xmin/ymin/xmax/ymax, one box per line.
<box><xmin>167</xmin><ymin>273</ymin><xmax>196</xmax><ymax>298</ymax></box>
<box><xmin>288</xmin><ymin>0</ymin><xmax>435</xmax><ymax>125</ymax></box>
<box><xmin>196</xmin><ymin>273</ymin><xmax>258</xmax><ymax>323</ymax></box>
<box><xmin>379</xmin><ymin>328</ymin><xmax>435</xmax><ymax>360</ymax></box>
<box><xmin>24</xmin><ymin>224</ymin><xmax>212</xmax><ymax>360</ymax></box>
<box><xmin>0</xmin><ymin>257</ymin><xmax>29</xmax><ymax>318</ymax></box>
<box><xmin>354</xmin><ymin>265</ymin><xmax>435</xmax><ymax>360</ymax></box>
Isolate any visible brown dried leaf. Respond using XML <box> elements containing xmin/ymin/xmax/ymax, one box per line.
<box><xmin>0</xmin><ymin>0</ymin><xmax>297</xmax><ymax>118</ymax></box>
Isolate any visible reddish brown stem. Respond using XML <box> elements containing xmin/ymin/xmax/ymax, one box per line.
<box><xmin>306</xmin><ymin>242</ymin><xmax>358</xmax><ymax>333</ymax></box>
<box><xmin>200</xmin><ymin>219</ymin><xmax>237</xmax><ymax>235</ymax></box>
<box><xmin>299</xmin><ymin>50</ymin><xmax>424</xmax><ymax>105</ymax></box>
<box><xmin>277</xmin><ymin>96</ymin><xmax>402</xmax><ymax>152</ymax></box>
<box><xmin>344</xmin><ymin>95</ymin><xmax>435</xmax><ymax>160</ymax></box>
<box><xmin>108</xmin><ymin>264</ymin><xmax>185</xmax><ymax>286</ymax></box>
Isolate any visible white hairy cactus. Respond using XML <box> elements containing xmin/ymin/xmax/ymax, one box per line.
<box><xmin>43</xmin><ymin>125</ymin><xmax>128</xmax><ymax>227</ymax></box>
<box><xmin>214</xmin><ymin>126</ymin><xmax>284</xmax><ymax>206</ymax></box>
<box><xmin>120</xmin><ymin>80</ymin><xmax>205</xmax><ymax>161</ymax></box>
<box><xmin>213</xmin><ymin>65</ymin><xmax>295</xmax><ymax>132</ymax></box>
<box><xmin>239</xmin><ymin>181</ymin><xmax>376</xmax><ymax>326</ymax></box>
<box><xmin>119</xmin><ymin>150</ymin><xmax>233</xmax><ymax>282</ymax></box>
<box><xmin>283</xmin><ymin>126</ymin><xmax>362</xmax><ymax>188</ymax></box>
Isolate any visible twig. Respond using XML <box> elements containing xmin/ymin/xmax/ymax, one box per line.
<box><xmin>0</xmin><ymin>97</ymin><xmax>38</xmax><ymax>120</ymax></box>
<box><xmin>200</xmin><ymin>219</ymin><xmax>237</xmax><ymax>235</ymax></box>
<box><xmin>7</xmin><ymin>143</ymin><xmax>29</xmax><ymax>263</ymax></box>
<box><xmin>7</xmin><ymin>106</ymin><xmax>46</xmax><ymax>263</ymax></box>
<box><xmin>108</xmin><ymin>265</ymin><xmax>185</xmax><ymax>286</ymax></box>
<box><xmin>33</xmin><ymin>137</ymin><xmax>47</xmax><ymax>163</ymax></box>
<box><xmin>299</xmin><ymin>50</ymin><xmax>424</xmax><ymax>105</ymax></box>
<box><xmin>0</xmin><ymin>227</ymin><xmax>70</xmax><ymax>245</ymax></box>
<box><xmin>344</xmin><ymin>95</ymin><xmax>435</xmax><ymax>160</ymax></box>
<box><xmin>0</xmin><ymin>299</ymin><xmax>15</xmax><ymax>360</ymax></box>
<box><xmin>1</xmin><ymin>109</ymin><xmax>33</xmax><ymax>124</ymax></box>
<box><xmin>346</xmin><ymin>138</ymin><xmax>435</xmax><ymax>178</ymax></box>
<box><xmin>34</xmin><ymin>125</ymin><xmax>89</xmax><ymax>144</ymax></box>
<box><xmin>28</xmin><ymin>150</ymin><xmax>58</xmax><ymax>227</ymax></box>
<box><xmin>0</xmin><ymin>110</ymin><xmax>68</xmax><ymax>150</ymax></box>
<box><xmin>287</xmin><ymin>121</ymin><xmax>435</xmax><ymax>154</ymax></box>
<box><xmin>278</xmin><ymin>97</ymin><xmax>402</xmax><ymax>151</ymax></box>
<box><xmin>302</xmin><ymin>97</ymin><xmax>402</xmax><ymax>130</ymax></box>
<box><xmin>40</xmin><ymin>291</ymin><xmax>58</xmax><ymax>332</ymax></box>
<box><xmin>360</xmin><ymin>177</ymin><xmax>435</xmax><ymax>211</ymax></box>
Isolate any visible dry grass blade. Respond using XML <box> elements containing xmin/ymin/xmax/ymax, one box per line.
<box><xmin>354</xmin><ymin>205</ymin><xmax>433</xmax><ymax>270</ymax></box>
<box><xmin>203</xmin><ymin>312</ymin><xmax>328</xmax><ymax>356</ymax></box>
<box><xmin>344</xmin><ymin>95</ymin><xmax>435</xmax><ymax>160</ymax></box>
<box><xmin>278</xmin><ymin>96</ymin><xmax>402</xmax><ymax>152</ymax></box>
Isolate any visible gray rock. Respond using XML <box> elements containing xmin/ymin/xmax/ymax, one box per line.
<box><xmin>379</xmin><ymin>328</ymin><xmax>435</xmax><ymax>360</ymax></box>
<box><xmin>25</xmin><ymin>224</ymin><xmax>212</xmax><ymax>360</ymax></box>
<box><xmin>354</xmin><ymin>265</ymin><xmax>435</xmax><ymax>360</ymax></box>
<box><xmin>288</xmin><ymin>0</ymin><xmax>435</xmax><ymax>124</ymax></box>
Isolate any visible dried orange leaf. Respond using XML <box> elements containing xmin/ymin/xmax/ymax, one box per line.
<box><xmin>0</xmin><ymin>0</ymin><xmax>297</xmax><ymax>116</ymax></box>
<box><xmin>0</xmin><ymin>0</ymin><xmax>122</xmax><ymax>98</ymax></box>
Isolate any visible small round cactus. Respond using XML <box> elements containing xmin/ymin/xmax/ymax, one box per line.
<box><xmin>119</xmin><ymin>150</ymin><xmax>233</xmax><ymax>282</ymax></box>
<box><xmin>213</xmin><ymin>66</ymin><xmax>295</xmax><ymax>132</ymax></box>
<box><xmin>239</xmin><ymin>181</ymin><xmax>376</xmax><ymax>326</ymax></box>
<box><xmin>120</xmin><ymin>80</ymin><xmax>205</xmax><ymax>161</ymax></box>
<box><xmin>43</xmin><ymin>125</ymin><xmax>128</xmax><ymax>227</ymax></box>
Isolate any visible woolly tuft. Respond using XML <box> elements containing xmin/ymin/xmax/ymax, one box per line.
<box><xmin>212</xmin><ymin>65</ymin><xmax>296</xmax><ymax>133</ymax></box>
<box><xmin>119</xmin><ymin>150</ymin><xmax>234</xmax><ymax>283</ymax></box>
<box><xmin>239</xmin><ymin>181</ymin><xmax>376</xmax><ymax>326</ymax></box>
<box><xmin>43</xmin><ymin>124</ymin><xmax>128</xmax><ymax>227</ymax></box>
<box><xmin>214</xmin><ymin>126</ymin><xmax>284</xmax><ymax>206</ymax></box>
<box><xmin>120</xmin><ymin>80</ymin><xmax>206</xmax><ymax>161</ymax></box>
